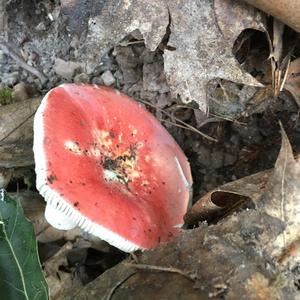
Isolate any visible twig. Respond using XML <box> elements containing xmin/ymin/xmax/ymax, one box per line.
<box><xmin>279</xmin><ymin>58</ymin><xmax>291</xmax><ymax>93</ymax></box>
<box><xmin>197</xmin><ymin>117</ymin><xmax>223</xmax><ymax>127</ymax></box>
<box><xmin>138</xmin><ymin>98</ymin><xmax>217</xmax><ymax>142</ymax></box>
<box><xmin>129</xmin><ymin>252</ymin><xmax>139</xmax><ymax>263</ymax></box>
<box><xmin>0</xmin><ymin>40</ymin><xmax>48</xmax><ymax>84</ymax></box>
<box><xmin>209</xmin><ymin>112</ymin><xmax>246</xmax><ymax>125</ymax></box>
<box><xmin>280</xmin><ymin>140</ymin><xmax>287</xmax><ymax>248</ymax></box>
<box><xmin>103</xmin><ymin>271</ymin><xmax>137</xmax><ymax>300</ymax></box>
<box><xmin>124</xmin><ymin>262</ymin><xmax>196</xmax><ymax>282</ymax></box>
<box><xmin>158</xmin><ymin>118</ymin><xmax>203</xmax><ymax>133</ymax></box>
<box><xmin>118</xmin><ymin>40</ymin><xmax>145</xmax><ymax>47</ymax></box>
<box><xmin>0</xmin><ymin>111</ymin><xmax>36</xmax><ymax>144</ymax></box>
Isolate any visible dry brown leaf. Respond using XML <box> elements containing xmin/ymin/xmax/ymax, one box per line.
<box><xmin>185</xmin><ymin>169</ymin><xmax>271</xmax><ymax>225</ymax></box>
<box><xmin>69</xmin><ymin>210</ymin><xmax>296</xmax><ymax>299</ymax></box>
<box><xmin>75</xmin><ymin>0</ymin><xmax>168</xmax><ymax>73</ymax></box>
<box><xmin>214</xmin><ymin>0</ymin><xmax>266</xmax><ymax>42</ymax></box>
<box><xmin>44</xmin><ymin>242</ymin><xmax>82</xmax><ymax>300</ymax></box>
<box><xmin>64</xmin><ymin>0</ymin><xmax>265</xmax><ymax>112</ymax></box>
<box><xmin>164</xmin><ymin>0</ymin><xmax>263</xmax><ymax>112</ymax></box>
<box><xmin>258</xmin><ymin>126</ymin><xmax>300</xmax><ymax>262</ymax></box>
<box><xmin>0</xmin><ymin>97</ymin><xmax>41</xmax><ymax>168</ymax></box>
<box><xmin>187</xmin><ymin>125</ymin><xmax>300</xmax><ymax>265</ymax></box>
<box><xmin>241</xmin><ymin>0</ymin><xmax>300</xmax><ymax>33</ymax></box>
<box><xmin>284</xmin><ymin>57</ymin><xmax>300</xmax><ymax>107</ymax></box>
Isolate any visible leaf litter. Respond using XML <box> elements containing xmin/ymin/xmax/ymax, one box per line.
<box><xmin>0</xmin><ymin>0</ymin><xmax>300</xmax><ymax>298</ymax></box>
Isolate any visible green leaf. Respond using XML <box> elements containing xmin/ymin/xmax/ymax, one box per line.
<box><xmin>0</xmin><ymin>189</ymin><xmax>49</xmax><ymax>300</ymax></box>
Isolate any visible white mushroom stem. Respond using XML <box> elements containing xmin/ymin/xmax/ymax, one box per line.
<box><xmin>45</xmin><ymin>202</ymin><xmax>78</xmax><ymax>230</ymax></box>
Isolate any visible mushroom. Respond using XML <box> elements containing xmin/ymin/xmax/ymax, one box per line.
<box><xmin>33</xmin><ymin>84</ymin><xmax>192</xmax><ymax>252</ymax></box>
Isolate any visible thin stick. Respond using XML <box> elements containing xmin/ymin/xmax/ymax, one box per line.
<box><xmin>130</xmin><ymin>252</ymin><xmax>139</xmax><ymax>264</ymax></box>
<box><xmin>279</xmin><ymin>58</ymin><xmax>291</xmax><ymax>92</ymax></box>
<box><xmin>138</xmin><ymin>98</ymin><xmax>217</xmax><ymax>142</ymax></box>
<box><xmin>0</xmin><ymin>111</ymin><xmax>35</xmax><ymax>144</ymax></box>
<box><xmin>0</xmin><ymin>40</ymin><xmax>48</xmax><ymax>84</ymax></box>
<box><xmin>124</xmin><ymin>262</ymin><xmax>196</xmax><ymax>281</ymax></box>
<box><xmin>158</xmin><ymin>118</ymin><xmax>202</xmax><ymax>133</ymax></box>
<box><xmin>118</xmin><ymin>40</ymin><xmax>145</xmax><ymax>47</ymax></box>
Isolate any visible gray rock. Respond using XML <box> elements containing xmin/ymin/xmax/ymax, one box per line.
<box><xmin>100</xmin><ymin>70</ymin><xmax>115</xmax><ymax>86</ymax></box>
<box><xmin>2</xmin><ymin>72</ymin><xmax>19</xmax><ymax>86</ymax></box>
<box><xmin>53</xmin><ymin>58</ymin><xmax>82</xmax><ymax>80</ymax></box>
<box><xmin>73</xmin><ymin>73</ymin><xmax>90</xmax><ymax>84</ymax></box>
<box><xmin>91</xmin><ymin>76</ymin><xmax>103</xmax><ymax>85</ymax></box>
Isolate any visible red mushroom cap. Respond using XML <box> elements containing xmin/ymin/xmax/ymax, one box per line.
<box><xmin>33</xmin><ymin>84</ymin><xmax>192</xmax><ymax>252</ymax></box>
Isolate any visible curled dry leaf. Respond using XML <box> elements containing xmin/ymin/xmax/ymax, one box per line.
<box><xmin>64</xmin><ymin>0</ymin><xmax>264</xmax><ymax>112</ymax></box>
<box><xmin>241</xmin><ymin>0</ymin><xmax>300</xmax><ymax>33</ymax></box>
<box><xmin>185</xmin><ymin>169</ymin><xmax>271</xmax><ymax>225</ymax></box>
<box><xmin>0</xmin><ymin>97</ymin><xmax>41</xmax><ymax>168</ymax></box>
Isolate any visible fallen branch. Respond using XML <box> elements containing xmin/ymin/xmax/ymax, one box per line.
<box><xmin>0</xmin><ymin>40</ymin><xmax>48</xmax><ymax>85</ymax></box>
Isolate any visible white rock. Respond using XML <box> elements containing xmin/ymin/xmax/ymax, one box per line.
<box><xmin>100</xmin><ymin>70</ymin><xmax>115</xmax><ymax>86</ymax></box>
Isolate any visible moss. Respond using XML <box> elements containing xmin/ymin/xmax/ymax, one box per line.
<box><xmin>0</xmin><ymin>87</ymin><xmax>13</xmax><ymax>105</ymax></box>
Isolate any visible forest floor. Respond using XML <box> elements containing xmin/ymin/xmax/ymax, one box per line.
<box><xmin>0</xmin><ymin>1</ymin><xmax>299</xmax><ymax>299</ymax></box>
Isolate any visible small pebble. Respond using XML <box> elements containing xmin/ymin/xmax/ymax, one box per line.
<box><xmin>73</xmin><ymin>73</ymin><xmax>90</xmax><ymax>84</ymax></box>
<box><xmin>2</xmin><ymin>72</ymin><xmax>19</xmax><ymax>86</ymax></box>
<box><xmin>91</xmin><ymin>77</ymin><xmax>103</xmax><ymax>85</ymax></box>
<box><xmin>35</xmin><ymin>22</ymin><xmax>47</xmax><ymax>31</ymax></box>
<box><xmin>100</xmin><ymin>70</ymin><xmax>116</xmax><ymax>86</ymax></box>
